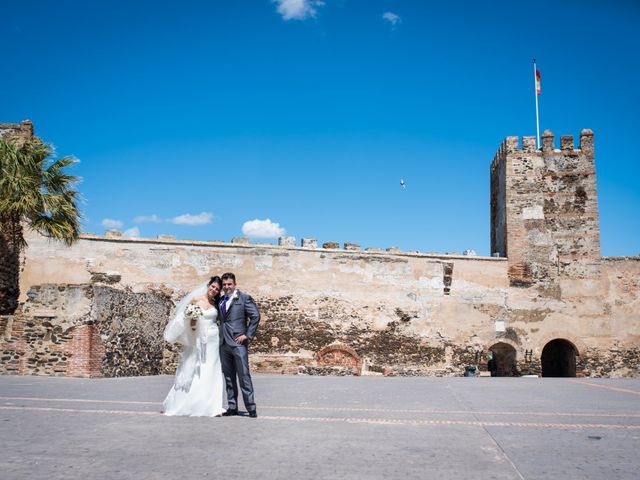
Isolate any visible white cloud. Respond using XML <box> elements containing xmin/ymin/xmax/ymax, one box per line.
<box><xmin>242</xmin><ymin>218</ymin><xmax>286</xmax><ymax>239</ymax></box>
<box><xmin>101</xmin><ymin>218</ymin><xmax>123</xmax><ymax>229</ymax></box>
<box><xmin>133</xmin><ymin>214</ymin><xmax>162</xmax><ymax>223</ymax></box>
<box><xmin>170</xmin><ymin>212</ymin><xmax>214</xmax><ymax>226</ymax></box>
<box><xmin>123</xmin><ymin>227</ymin><xmax>140</xmax><ymax>238</ymax></box>
<box><xmin>382</xmin><ymin>11</ymin><xmax>402</xmax><ymax>27</ymax></box>
<box><xmin>273</xmin><ymin>0</ymin><xmax>324</xmax><ymax>21</ymax></box>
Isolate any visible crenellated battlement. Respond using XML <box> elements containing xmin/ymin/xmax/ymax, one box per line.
<box><xmin>490</xmin><ymin>129</ymin><xmax>594</xmax><ymax>174</ymax></box>
<box><xmin>490</xmin><ymin>136</ymin><xmax>536</xmax><ymax>175</ymax></box>
<box><xmin>0</xmin><ymin>120</ymin><xmax>34</xmax><ymax>140</ymax></box>
<box><xmin>490</xmin><ymin>139</ymin><xmax>508</xmax><ymax>175</ymax></box>
<box><xmin>542</xmin><ymin>129</ymin><xmax>594</xmax><ymax>154</ymax></box>
<box><xmin>79</xmin><ymin>230</ymin><xmax>498</xmax><ymax>261</ymax></box>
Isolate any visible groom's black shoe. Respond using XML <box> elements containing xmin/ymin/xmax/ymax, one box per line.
<box><xmin>248</xmin><ymin>410</ymin><xmax>257</xmax><ymax>418</ymax></box>
<box><xmin>222</xmin><ymin>409</ymin><xmax>238</xmax><ymax>416</ymax></box>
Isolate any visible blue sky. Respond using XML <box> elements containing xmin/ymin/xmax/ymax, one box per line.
<box><xmin>3</xmin><ymin>0</ymin><xmax>639</xmax><ymax>255</ymax></box>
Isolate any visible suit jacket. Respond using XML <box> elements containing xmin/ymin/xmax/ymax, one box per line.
<box><xmin>219</xmin><ymin>290</ymin><xmax>260</xmax><ymax>347</ymax></box>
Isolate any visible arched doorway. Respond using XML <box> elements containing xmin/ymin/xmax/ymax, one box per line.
<box><xmin>541</xmin><ymin>339</ymin><xmax>577</xmax><ymax>377</ymax></box>
<box><xmin>487</xmin><ymin>342</ymin><xmax>518</xmax><ymax>377</ymax></box>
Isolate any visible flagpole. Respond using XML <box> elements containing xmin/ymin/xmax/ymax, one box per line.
<box><xmin>533</xmin><ymin>58</ymin><xmax>540</xmax><ymax>149</ymax></box>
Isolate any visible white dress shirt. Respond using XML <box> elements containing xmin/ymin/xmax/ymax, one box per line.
<box><xmin>223</xmin><ymin>289</ymin><xmax>237</xmax><ymax>312</ymax></box>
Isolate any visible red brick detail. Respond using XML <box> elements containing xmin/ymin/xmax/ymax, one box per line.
<box><xmin>508</xmin><ymin>262</ymin><xmax>534</xmax><ymax>285</ymax></box>
<box><xmin>0</xmin><ymin>315</ymin><xmax>28</xmax><ymax>374</ymax></box>
<box><xmin>65</xmin><ymin>324</ymin><xmax>105</xmax><ymax>378</ymax></box>
<box><xmin>316</xmin><ymin>344</ymin><xmax>362</xmax><ymax>371</ymax></box>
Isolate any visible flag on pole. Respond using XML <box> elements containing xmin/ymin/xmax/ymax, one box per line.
<box><xmin>533</xmin><ymin>59</ymin><xmax>541</xmax><ymax>149</ymax></box>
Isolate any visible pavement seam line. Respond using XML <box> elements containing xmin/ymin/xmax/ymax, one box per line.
<box><xmin>569</xmin><ymin>380</ymin><xmax>640</xmax><ymax>396</ymax></box>
<box><xmin>1</xmin><ymin>397</ymin><xmax>638</xmax><ymax>418</ymax></box>
<box><xmin>0</xmin><ymin>396</ymin><xmax>158</xmax><ymax>405</ymax></box>
<box><xmin>260</xmin><ymin>416</ymin><xmax>640</xmax><ymax>429</ymax></box>
<box><xmin>2</xmin><ymin>405</ymin><xmax>640</xmax><ymax>429</ymax></box>
<box><xmin>0</xmin><ymin>405</ymin><xmax>161</xmax><ymax>416</ymax></box>
<box><xmin>445</xmin><ymin>381</ymin><xmax>525</xmax><ymax>480</ymax></box>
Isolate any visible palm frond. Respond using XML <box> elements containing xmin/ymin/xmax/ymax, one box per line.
<box><xmin>0</xmin><ymin>137</ymin><xmax>82</xmax><ymax>249</ymax></box>
<box><xmin>44</xmin><ymin>156</ymin><xmax>80</xmax><ymax>193</ymax></box>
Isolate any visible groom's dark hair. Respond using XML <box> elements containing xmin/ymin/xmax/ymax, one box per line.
<box><xmin>221</xmin><ymin>272</ymin><xmax>236</xmax><ymax>283</ymax></box>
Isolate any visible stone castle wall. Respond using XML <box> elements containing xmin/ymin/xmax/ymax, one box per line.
<box><xmin>3</xmin><ymin>231</ymin><xmax>509</xmax><ymax>376</ymax></box>
<box><xmin>1</xmin><ymin>124</ymin><xmax>638</xmax><ymax>378</ymax></box>
<box><xmin>1</xmin><ymin>228</ymin><xmax>637</xmax><ymax>378</ymax></box>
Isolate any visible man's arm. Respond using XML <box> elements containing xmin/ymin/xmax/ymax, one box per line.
<box><xmin>244</xmin><ymin>295</ymin><xmax>261</xmax><ymax>342</ymax></box>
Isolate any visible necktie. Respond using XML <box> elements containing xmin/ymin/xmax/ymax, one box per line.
<box><xmin>221</xmin><ymin>295</ymin><xmax>229</xmax><ymax>317</ymax></box>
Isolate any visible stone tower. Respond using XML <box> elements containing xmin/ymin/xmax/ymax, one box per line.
<box><xmin>0</xmin><ymin>120</ymin><xmax>34</xmax><ymax>142</ymax></box>
<box><xmin>490</xmin><ymin>130</ymin><xmax>600</xmax><ymax>291</ymax></box>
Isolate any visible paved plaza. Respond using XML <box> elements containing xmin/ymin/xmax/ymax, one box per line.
<box><xmin>1</xmin><ymin>374</ymin><xmax>639</xmax><ymax>479</ymax></box>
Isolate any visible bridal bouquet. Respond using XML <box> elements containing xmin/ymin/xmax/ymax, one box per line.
<box><xmin>184</xmin><ymin>304</ymin><xmax>203</xmax><ymax>331</ymax></box>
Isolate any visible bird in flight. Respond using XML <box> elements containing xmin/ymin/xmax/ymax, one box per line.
<box><xmin>400</xmin><ymin>179</ymin><xmax>406</xmax><ymax>189</ymax></box>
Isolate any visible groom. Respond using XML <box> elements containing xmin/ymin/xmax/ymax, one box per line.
<box><xmin>219</xmin><ymin>272</ymin><xmax>261</xmax><ymax>418</ymax></box>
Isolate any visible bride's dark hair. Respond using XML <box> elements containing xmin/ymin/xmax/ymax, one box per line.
<box><xmin>207</xmin><ymin>276</ymin><xmax>223</xmax><ymax>307</ymax></box>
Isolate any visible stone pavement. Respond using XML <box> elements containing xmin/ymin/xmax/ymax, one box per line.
<box><xmin>1</xmin><ymin>374</ymin><xmax>639</xmax><ymax>480</ymax></box>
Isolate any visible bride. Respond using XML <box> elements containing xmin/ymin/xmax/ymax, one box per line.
<box><xmin>162</xmin><ymin>276</ymin><xmax>225</xmax><ymax>416</ymax></box>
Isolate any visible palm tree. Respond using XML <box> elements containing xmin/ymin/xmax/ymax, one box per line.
<box><xmin>0</xmin><ymin>137</ymin><xmax>81</xmax><ymax>314</ymax></box>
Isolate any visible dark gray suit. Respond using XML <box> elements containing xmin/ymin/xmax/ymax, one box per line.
<box><xmin>219</xmin><ymin>290</ymin><xmax>260</xmax><ymax>412</ymax></box>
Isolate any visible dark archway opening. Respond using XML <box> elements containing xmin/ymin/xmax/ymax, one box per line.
<box><xmin>541</xmin><ymin>339</ymin><xmax>577</xmax><ymax>377</ymax></box>
<box><xmin>487</xmin><ymin>342</ymin><xmax>519</xmax><ymax>377</ymax></box>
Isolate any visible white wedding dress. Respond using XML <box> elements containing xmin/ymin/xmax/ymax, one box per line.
<box><xmin>163</xmin><ymin>304</ymin><xmax>225</xmax><ymax>417</ymax></box>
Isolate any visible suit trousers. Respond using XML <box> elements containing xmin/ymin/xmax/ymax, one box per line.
<box><xmin>220</xmin><ymin>341</ymin><xmax>256</xmax><ymax>412</ymax></box>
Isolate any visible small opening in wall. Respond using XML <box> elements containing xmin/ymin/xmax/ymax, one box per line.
<box><xmin>442</xmin><ymin>262</ymin><xmax>454</xmax><ymax>295</ymax></box>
